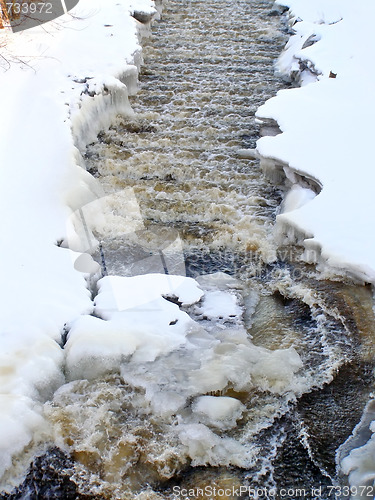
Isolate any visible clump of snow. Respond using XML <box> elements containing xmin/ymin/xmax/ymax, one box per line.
<box><xmin>199</xmin><ymin>291</ymin><xmax>241</xmax><ymax>320</ymax></box>
<box><xmin>65</xmin><ymin>274</ymin><xmax>204</xmax><ymax>378</ymax></box>
<box><xmin>97</xmin><ymin>273</ymin><xmax>204</xmax><ymax>313</ymax></box>
<box><xmin>0</xmin><ymin>0</ymin><xmax>157</xmax><ymax>486</ymax></box>
<box><xmin>280</xmin><ymin>184</ymin><xmax>316</xmax><ymax>214</ymax></box>
<box><xmin>194</xmin><ymin>272</ymin><xmax>245</xmax><ymax>326</ymax></box>
<box><xmin>256</xmin><ymin>0</ymin><xmax>375</xmax><ymax>284</ymax></box>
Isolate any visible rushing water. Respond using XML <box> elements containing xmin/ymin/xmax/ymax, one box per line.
<box><xmin>4</xmin><ymin>0</ymin><xmax>375</xmax><ymax>499</ymax></box>
<box><xmin>85</xmin><ymin>0</ymin><xmax>287</xmax><ymax>265</ymax></box>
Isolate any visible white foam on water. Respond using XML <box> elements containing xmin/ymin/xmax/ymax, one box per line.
<box><xmin>0</xmin><ymin>396</ymin><xmax>45</xmax><ymax>482</ymax></box>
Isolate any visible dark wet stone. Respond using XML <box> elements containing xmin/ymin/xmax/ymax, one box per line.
<box><xmin>132</xmin><ymin>10</ymin><xmax>154</xmax><ymax>24</ymax></box>
<box><xmin>297</xmin><ymin>360</ymin><xmax>375</xmax><ymax>477</ymax></box>
<box><xmin>255</xmin><ymin>414</ymin><xmax>332</xmax><ymax>497</ymax></box>
<box><xmin>0</xmin><ymin>448</ymin><xmax>103</xmax><ymax>500</ymax></box>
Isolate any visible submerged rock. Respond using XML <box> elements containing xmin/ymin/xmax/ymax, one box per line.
<box><xmin>0</xmin><ymin>448</ymin><xmax>102</xmax><ymax>500</ymax></box>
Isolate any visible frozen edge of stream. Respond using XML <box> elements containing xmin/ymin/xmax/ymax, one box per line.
<box><xmin>255</xmin><ymin>0</ymin><xmax>375</xmax><ymax>286</ymax></box>
<box><xmin>0</xmin><ymin>0</ymin><xmax>158</xmax><ymax>489</ymax></box>
<box><xmin>255</xmin><ymin>0</ymin><xmax>375</xmax><ymax>490</ymax></box>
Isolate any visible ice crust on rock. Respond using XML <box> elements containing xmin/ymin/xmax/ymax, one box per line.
<box><xmin>0</xmin><ymin>0</ymin><xmax>156</xmax><ymax>486</ymax></box>
<box><xmin>337</xmin><ymin>400</ymin><xmax>375</xmax><ymax>495</ymax></box>
<box><xmin>256</xmin><ymin>0</ymin><xmax>375</xmax><ymax>284</ymax></box>
<box><xmin>192</xmin><ymin>396</ymin><xmax>245</xmax><ymax>430</ymax></box>
<box><xmin>177</xmin><ymin>423</ymin><xmax>250</xmax><ymax>468</ymax></box>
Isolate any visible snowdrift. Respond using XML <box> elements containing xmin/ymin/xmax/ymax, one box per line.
<box><xmin>256</xmin><ymin>0</ymin><xmax>375</xmax><ymax>284</ymax></box>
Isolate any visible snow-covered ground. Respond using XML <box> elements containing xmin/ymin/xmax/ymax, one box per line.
<box><xmin>256</xmin><ymin>0</ymin><xmax>375</xmax><ymax>284</ymax></box>
<box><xmin>0</xmin><ymin>0</ymin><xmax>157</xmax><ymax>486</ymax></box>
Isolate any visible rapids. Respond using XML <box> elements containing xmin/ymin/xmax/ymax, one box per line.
<box><xmin>3</xmin><ymin>0</ymin><xmax>375</xmax><ymax>498</ymax></box>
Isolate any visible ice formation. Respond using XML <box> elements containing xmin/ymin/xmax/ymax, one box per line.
<box><xmin>337</xmin><ymin>399</ymin><xmax>375</xmax><ymax>496</ymax></box>
<box><xmin>57</xmin><ymin>272</ymin><xmax>304</xmax><ymax>471</ymax></box>
<box><xmin>65</xmin><ymin>274</ymin><xmax>205</xmax><ymax>378</ymax></box>
<box><xmin>256</xmin><ymin>0</ymin><xmax>375</xmax><ymax>284</ymax></box>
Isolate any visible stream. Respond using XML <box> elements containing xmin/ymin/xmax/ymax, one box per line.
<box><xmin>4</xmin><ymin>0</ymin><xmax>375</xmax><ymax>498</ymax></box>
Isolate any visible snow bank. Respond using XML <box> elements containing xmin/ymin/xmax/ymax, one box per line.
<box><xmin>0</xmin><ymin>0</ymin><xmax>156</xmax><ymax>486</ymax></box>
<box><xmin>256</xmin><ymin>0</ymin><xmax>375</xmax><ymax>283</ymax></box>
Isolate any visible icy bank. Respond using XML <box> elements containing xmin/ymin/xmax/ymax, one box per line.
<box><xmin>337</xmin><ymin>399</ymin><xmax>375</xmax><ymax>495</ymax></box>
<box><xmin>256</xmin><ymin>0</ymin><xmax>375</xmax><ymax>284</ymax></box>
<box><xmin>0</xmin><ymin>0</ymin><xmax>156</xmax><ymax>487</ymax></box>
